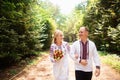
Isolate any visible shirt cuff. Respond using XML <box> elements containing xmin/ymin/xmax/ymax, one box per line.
<box><xmin>77</xmin><ymin>58</ymin><xmax>80</xmax><ymax>64</ymax></box>
<box><xmin>96</xmin><ymin>66</ymin><xmax>100</xmax><ymax>69</ymax></box>
<box><xmin>50</xmin><ymin>57</ymin><xmax>55</xmax><ymax>63</ymax></box>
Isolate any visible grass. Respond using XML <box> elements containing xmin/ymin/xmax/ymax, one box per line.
<box><xmin>99</xmin><ymin>51</ymin><xmax>120</xmax><ymax>73</ymax></box>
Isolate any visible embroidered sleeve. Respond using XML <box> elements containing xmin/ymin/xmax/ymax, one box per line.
<box><xmin>50</xmin><ymin>44</ymin><xmax>54</xmax><ymax>57</ymax></box>
<box><xmin>49</xmin><ymin>44</ymin><xmax>55</xmax><ymax>62</ymax></box>
<box><xmin>66</xmin><ymin>43</ymin><xmax>70</xmax><ymax>53</ymax></box>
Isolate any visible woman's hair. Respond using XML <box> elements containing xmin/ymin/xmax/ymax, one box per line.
<box><xmin>53</xmin><ymin>29</ymin><xmax>63</xmax><ymax>44</ymax></box>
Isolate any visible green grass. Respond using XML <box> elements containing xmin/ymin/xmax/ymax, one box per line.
<box><xmin>99</xmin><ymin>51</ymin><xmax>120</xmax><ymax>73</ymax></box>
<box><xmin>9</xmin><ymin>69</ymin><xmax>17</xmax><ymax>76</ymax></box>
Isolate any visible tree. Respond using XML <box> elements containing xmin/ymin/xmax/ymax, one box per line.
<box><xmin>39</xmin><ymin>18</ymin><xmax>56</xmax><ymax>50</ymax></box>
<box><xmin>0</xmin><ymin>0</ymin><xmax>58</xmax><ymax>67</ymax></box>
<box><xmin>83</xmin><ymin>0</ymin><xmax>120</xmax><ymax>53</ymax></box>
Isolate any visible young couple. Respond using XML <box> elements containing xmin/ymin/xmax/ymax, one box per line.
<box><xmin>50</xmin><ymin>26</ymin><xmax>100</xmax><ymax>80</ymax></box>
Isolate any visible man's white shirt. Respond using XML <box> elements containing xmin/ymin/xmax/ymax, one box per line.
<box><xmin>70</xmin><ymin>39</ymin><xmax>100</xmax><ymax>72</ymax></box>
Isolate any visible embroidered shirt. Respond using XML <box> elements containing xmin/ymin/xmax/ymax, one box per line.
<box><xmin>70</xmin><ymin>39</ymin><xmax>100</xmax><ymax>72</ymax></box>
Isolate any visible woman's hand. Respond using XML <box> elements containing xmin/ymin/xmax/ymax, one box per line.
<box><xmin>75</xmin><ymin>53</ymin><xmax>79</xmax><ymax>59</ymax></box>
<box><xmin>80</xmin><ymin>59</ymin><xmax>88</xmax><ymax>66</ymax></box>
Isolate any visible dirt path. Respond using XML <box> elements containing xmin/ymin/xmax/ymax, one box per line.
<box><xmin>11</xmin><ymin>54</ymin><xmax>120</xmax><ymax>80</ymax></box>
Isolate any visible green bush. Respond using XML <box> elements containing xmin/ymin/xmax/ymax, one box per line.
<box><xmin>100</xmin><ymin>51</ymin><xmax>120</xmax><ymax>73</ymax></box>
<box><xmin>0</xmin><ymin>18</ymin><xmax>39</xmax><ymax>68</ymax></box>
<box><xmin>39</xmin><ymin>19</ymin><xmax>55</xmax><ymax>50</ymax></box>
<box><xmin>83</xmin><ymin>0</ymin><xmax>120</xmax><ymax>53</ymax></box>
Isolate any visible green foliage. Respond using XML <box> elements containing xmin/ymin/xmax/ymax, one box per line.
<box><xmin>40</xmin><ymin>19</ymin><xmax>56</xmax><ymax>50</ymax></box>
<box><xmin>63</xmin><ymin>16</ymin><xmax>77</xmax><ymax>42</ymax></box>
<box><xmin>0</xmin><ymin>18</ymin><xmax>23</xmax><ymax>66</ymax></box>
<box><xmin>9</xmin><ymin>69</ymin><xmax>17</xmax><ymax>75</ymax></box>
<box><xmin>0</xmin><ymin>0</ymin><xmax>57</xmax><ymax>68</ymax></box>
<box><xmin>100</xmin><ymin>51</ymin><xmax>120</xmax><ymax>73</ymax></box>
<box><xmin>74</xmin><ymin>2</ymin><xmax>87</xmax><ymax>30</ymax></box>
<box><xmin>83</xmin><ymin>0</ymin><xmax>120</xmax><ymax>53</ymax></box>
<box><xmin>63</xmin><ymin>1</ymin><xmax>87</xmax><ymax>42</ymax></box>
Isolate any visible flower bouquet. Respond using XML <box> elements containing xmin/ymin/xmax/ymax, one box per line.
<box><xmin>53</xmin><ymin>49</ymin><xmax>63</xmax><ymax>61</ymax></box>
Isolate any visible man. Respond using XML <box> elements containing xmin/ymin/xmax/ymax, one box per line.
<box><xmin>70</xmin><ymin>26</ymin><xmax>100</xmax><ymax>80</ymax></box>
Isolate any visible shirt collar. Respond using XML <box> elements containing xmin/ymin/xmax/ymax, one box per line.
<box><xmin>79</xmin><ymin>38</ymin><xmax>89</xmax><ymax>42</ymax></box>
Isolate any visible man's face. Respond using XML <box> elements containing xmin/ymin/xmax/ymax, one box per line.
<box><xmin>79</xmin><ymin>27</ymin><xmax>88</xmax><ymax>39</ymax></box>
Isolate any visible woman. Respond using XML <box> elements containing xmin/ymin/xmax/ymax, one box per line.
<box><xmin>50</xmin><ymin>29</ymin><xmax>70</xmax><ymax>80</ymax></box>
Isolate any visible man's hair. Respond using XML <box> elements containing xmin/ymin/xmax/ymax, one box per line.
<box><xmin>80</xmin><ymin>26</ymin><xmax>89</xmax><ymax>32</ymax></box>
<box><xmin>85</xmin><ymin>27</ymin><xmax>89</xmax><ymax>32</ymax></box>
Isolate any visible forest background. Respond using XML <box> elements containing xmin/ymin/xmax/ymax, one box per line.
<box><xmin>0</xmin><ymin>0</ymin><xmax>120</xmax><ymax>69</ymax></box>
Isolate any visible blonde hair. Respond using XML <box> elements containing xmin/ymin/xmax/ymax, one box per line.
<box><xmin>53</xmin><ymin>29</ymin><xmax>63</xmax><ymax>43</ymax></box>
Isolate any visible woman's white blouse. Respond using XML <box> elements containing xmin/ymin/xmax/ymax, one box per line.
<box><xmin>50</xmin><ymin>41</ymin><xmax>70</xmax><ymax>80</ymax></box>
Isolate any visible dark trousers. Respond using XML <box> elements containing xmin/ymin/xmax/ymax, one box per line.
<box><xmin>75</xmin><ymin>70</ymin><xmax>92</xmax><ymax>80</ymax></box>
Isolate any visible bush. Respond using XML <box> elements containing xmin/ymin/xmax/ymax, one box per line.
<box><xmin>0</xmin><ymin>18</ymin><xmax>39</xmax><ymax>68</ymax></box>
<box><xmin>100</xmin><ymin>51</ymin><xmax>120</xmax><ymax>73</ymax></box>
<box><xmin>39</xmin><ymin>19</ymin><xmax>55</xmax><ymax>50</ymax></box>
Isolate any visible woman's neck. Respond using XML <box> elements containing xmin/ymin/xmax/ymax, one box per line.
<box><xmin>56</xmin><ymin>41</ymin><xmax>62</xmax><ymax>46</ymax></box>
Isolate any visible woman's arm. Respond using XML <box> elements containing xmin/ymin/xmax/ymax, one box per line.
<box><xmin>50</xmin><ymin>44</ymin><xmax>55</xmax><ymax>63</ymax></box>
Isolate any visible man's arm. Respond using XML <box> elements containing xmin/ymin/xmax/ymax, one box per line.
<box><xmin>93</xmin><ymin>43</ymin><xmax>101</xmax><ymax>77</ymax></box>
<box><xmin>70</xmin><ymin>42</ymin><xmax>80</xmax><ymax>64</ymax></box>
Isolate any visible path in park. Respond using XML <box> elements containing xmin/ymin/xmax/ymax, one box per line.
<box><xmin>11</xmin><ymin>54</ymin><xmax>120</xmax><ymax>80</ymax></box>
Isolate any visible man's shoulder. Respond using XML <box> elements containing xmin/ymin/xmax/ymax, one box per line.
<box><xmin>73</xmin><ymin>40</ymin><xmax>79</xmax><ymax>45</ymax></box>
<box><xmin>88</xmin><ymin>39</ymin><xmax>95</xmax><ymax>45</ymax></box>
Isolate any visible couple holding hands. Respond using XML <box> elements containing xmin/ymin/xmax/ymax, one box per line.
<box><xmin>50</xmin><ymin>26</ymin><xmax>100</xmax><ymax>80</ymax></box>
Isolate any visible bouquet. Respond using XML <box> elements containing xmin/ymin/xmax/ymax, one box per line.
<box><xmin>53</xmin><ymin>49</ymin><xmax>63</xmax><ymax>61</ymax></box>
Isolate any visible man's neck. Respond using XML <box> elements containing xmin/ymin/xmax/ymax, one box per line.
<box><xmin>81</xmin><ymin>38</ymin><xmax>88</xmax><ymax>44</ymax></box>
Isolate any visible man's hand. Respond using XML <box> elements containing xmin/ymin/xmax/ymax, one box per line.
<box><xmin>95</xmin><ymin>68</ymin><xmax>100</xmax><ymax>77</ymax></box>
<box><xmin>80</xmin><ymin>59</ymin><xmax>88</xmax><ymax>66</ymax></box>
<box><xmin>75</xmin><ymin>53</ymin><xmax>79</xmax><ymax>59</ymax></box>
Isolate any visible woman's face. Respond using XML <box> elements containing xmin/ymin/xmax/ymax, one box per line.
<box><xmin>56</xmin><ymin>32</ymin><xmax>64</xmax><ymax>43</ymax></box>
